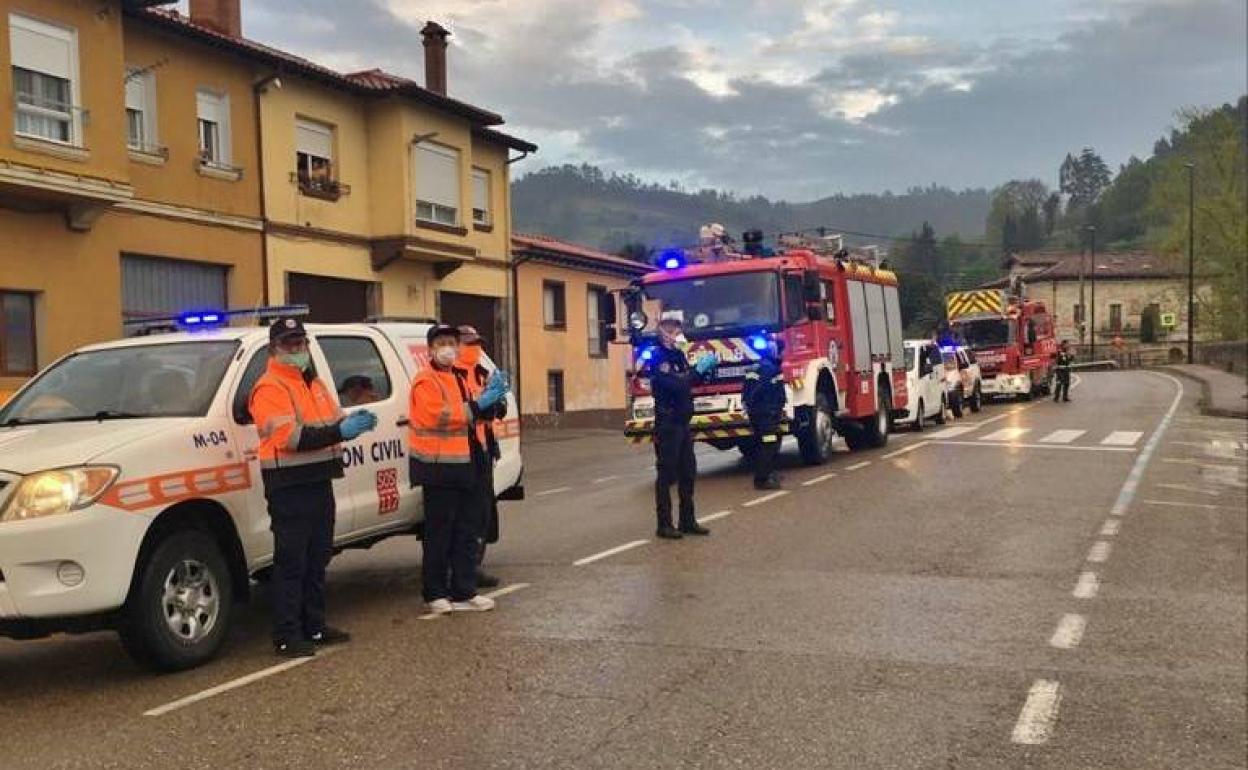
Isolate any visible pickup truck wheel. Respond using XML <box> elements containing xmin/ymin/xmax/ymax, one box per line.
<box><xmin>935</xmin><ymin>395</ymin><xmax>948</xmax><ymax>425</ymax></box>
<box><xmin>796</xmin><ymin>391</ymin><xmax>835</xmax><ymax>465</ymax></box>
<box><xmin>970</xmin><ymin>384</ymin><xmax>983</xmax><ymax>413</ymax></box>
<box><xmin>119</xmin><ymin>529</ymin><xmax>234</xmax><ymax>672</ymax></box>
<box><xmin>950</xmin><ymin>390</ymin><xmax>964</xmax><ymax>418</ymax></box>
<box><xmin>914</xmin><ymin>399</ymin><xmax>925</xmax><ymax>432</ymax></box>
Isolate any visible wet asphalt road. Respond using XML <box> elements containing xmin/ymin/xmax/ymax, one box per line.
<box><xmin>0</xmin><ymin>371</ymin><xmax>1244</xmax><ymax>769</ymax></box>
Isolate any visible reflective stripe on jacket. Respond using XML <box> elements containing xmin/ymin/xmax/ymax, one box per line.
<box><xmin>250</xmin><ymin>358</ymin><xmax>344</xmax><ymax>490</ymax></box>
<box><xmin>407</xmin><ymin>364</ymin><xmax>487</xmax><ymax>488</ymax></box>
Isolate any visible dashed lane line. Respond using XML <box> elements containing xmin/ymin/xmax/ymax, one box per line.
<box><xmin>801</xmin><ymin>472</ymin><xmax>838</xmax><ymax>487</ymax></box>
<box><xmin>882</xmin><ymin>441</ymin><xmax>928</xmax><ymax>459</ymax></box>
<box><xmin>143</xmin><ymin>647</ymin><xmax>344</xmax><ymax>717</ymax></box>
<box><xmin>699</xmin><ymin>509</ymin><xmax>735</xmax><ymax>523</ymax></box>
<box><xmin>1049</xmin><ymin>614</ymin><xmax>1087</xmax><ymax>650</ymax></box>
<box><xmin>1100</xmin><ymin>519</ymin><xmax>1121</xmax><ymax>537</ymax></box>
<box><xmin>573</xmin><ymin>540</ymin><xmax>649</xmax><ymax>566</ymax></box>
<box><xmin>535</xmin><ymin>486</ymin><xmax>572</xmax><ymax>497</ymax></box>
<box><xmin>1086</xmin><ymin>541</ymin><xmax>1112</xmax><ymax>563</ymax></box>
<box><xmin>1011</xmin><ymin>680</ymin><xmax>1063</xmax><ymax>745</ymax></box>
<box><xmin>592</xmin><ymin>475</ymin><xmax>620</xmax><ymax>484</ymax></box>
<box><xmin>845</xmin><ymin>461</ymin><xmax>872</xmax><ymax>471</ymax></box>
<box><xmin>743</xmin><ymin>490</ymin><xmax>790</xmax><ymax>507</ymax></box>
<box><xmin>1073</xmin><ymin>571</ymin><xmax>1100</xmax><ymax>599</ymax></box>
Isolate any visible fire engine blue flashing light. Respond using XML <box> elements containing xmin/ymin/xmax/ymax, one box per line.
<box><xmin>659</xmin><ymin>249</ymin><xmax>685</xmax><ymax>270</ymax></box>
<box><xmin>639</xmin><ymin>347</ymin><xmax>656</xmax><ymax>362</ymax></box>
<box><xmin>749</xmin><ymin>335</ymin><xmax>769</xmax><ymax>352</ymax></box>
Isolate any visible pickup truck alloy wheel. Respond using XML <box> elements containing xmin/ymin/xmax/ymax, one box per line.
<box><xmin>162</xmin><ymin>559</ymin><xmax>220</xmax><ymax>644</ymax></box>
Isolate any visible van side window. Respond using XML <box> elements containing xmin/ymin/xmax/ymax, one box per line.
<box><xmin>233</xmin><ymin>349</ymin><xmax>269</xmax><ymax>425</ymax></box>
<box><xmin>319</xmin><ymin>336</ymin><xmax>393</xmax><ymax>407</ymax></box>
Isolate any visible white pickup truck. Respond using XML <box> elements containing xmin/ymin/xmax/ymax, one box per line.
<box><xmin>0</xmin><ymin>318</ymin><xmax>522</xmax><ymax>670</ymax></box>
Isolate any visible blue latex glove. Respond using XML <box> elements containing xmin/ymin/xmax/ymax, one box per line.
<box><xmin>477</xmin><ymin>370</ymin><xmax>511</xmax><ymax>411</ymax></box>
<box><xmin>694</xmin><ymin>354</ymin><xmax>718</xmax><ymax>376</ymax></box>
<box><xmin>340</xmin><ymin>409</ymin><xmax>378</xmax><ymax>440</ymax></box>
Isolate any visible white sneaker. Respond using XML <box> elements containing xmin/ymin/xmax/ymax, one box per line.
<box><xmin>426</xmin><ymin>598</ymin><xmax>453</xmax><ymax>615</ymax></box>
<box><xmin>450</xmin><ymin>595</ymin><xmax>496</xmax><ymax>612</ymax></box>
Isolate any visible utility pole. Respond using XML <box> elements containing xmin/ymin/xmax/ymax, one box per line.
<box><xmin>1185</xmin><ymin>162</ymin><xmax>1195</xmax><ymax>363</ymax></box>
<box><xmin>1086</xmin><ymin>225</ymin><xmax>1096</xmax><ymax>361</ymax></box>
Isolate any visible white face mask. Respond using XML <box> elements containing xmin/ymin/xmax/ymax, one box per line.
<box><xmin>433</xmin><ymin>346</ymin><xmax>457</xmax><ymax>367</ymax></box>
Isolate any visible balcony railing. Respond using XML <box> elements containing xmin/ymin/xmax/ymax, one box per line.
<box><xmin>291</xmin><ymin>172</ymin><xmax>349</xmax><ymax>201</ymax></box>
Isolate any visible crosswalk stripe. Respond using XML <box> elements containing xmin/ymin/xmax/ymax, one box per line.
<box><xmin>1101</xmin><ymin>431</ymin><xmax>1143</xmax><ymax>446</ymax></box>
<box><xmin>1040</xmin><ymin>430</ymin><xmax>1086</xmax><ymax>444</ymax></box>
<box><xmin>981</xmin><ymin>427</ymin><xmax>1030</xmax><ymax>442</ymax></box>
<box><xmin>927</xmin><ymin>426</ymin><xmax>979</xmax><ymax>439</ymax></box>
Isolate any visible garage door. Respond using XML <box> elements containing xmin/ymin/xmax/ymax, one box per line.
<box><xmin>122</xmin><ymin>255</ymin><xmax>228</xmax><ymax>330</ymax></box>
<box><xmin>287</xmin><ymin>273</ymin><xmax>377</xmax><ymax>323</ymax></box>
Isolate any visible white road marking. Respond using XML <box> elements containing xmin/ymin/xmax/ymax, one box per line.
<box><xmin>931</xmin><ymin>440</ymin><xmax>1134</xmax><ymax>453</ymax></box>
<box><xmin>1070</xmin><ymin>374</ymin><xmax>1083</xmax><ymax>391</ymax></box>
<box><xmin>845</xmin><ymin>461</ymin><xmax>872</xmax><ymax>471</ymax></box>
<box><xmin>1142</xmin><ymin>499</ymin><xmax>1239</xmax><ymax>511</ymax></box>
<box><xmin>1154</xmin><ymin>482</ymin><xmax>1221</xmax><ymax>497</ymax></box>
<box><xmin>1100</xmin><ymin>519</ymin><xmax>1121</xmax><ymax>537</ymax></box>
<box><xmin>1086</xmin><ymin>541</ymin><xmax>1112</xmax><ymax>563</ymax></box>
<box><xmin>1101</xmin><ymin>431</ymin><xmax>1144</xmax><ymax>446</ymax></box>
<box><xmin>592</xmin><ymin>475</ymin><xmax>620</xmax><ymax>484</ymax></box>
<box><xmin>1049</xmin><ymin>614</ymin><xmax>1087</xmax><ymax>649</ymax></box>
<box><xmin>1209</xmin><ymin>440</ymin><xmax>1247</xmax><ymax>459</ymax></box>
<box><xmin>927</xmin><ymin>425</ymin><xmax>979</xmax><ymax>439</ymax></box>
<box><xmin>981</xmin><ymin>427</ymin><xmax>1030</xmax><ymax>442</ymax></box>
<box><xmin>883</xmin><ymin>441</ymin><xmax>928</xmax><ymax>459</ymax></box>
<box><xmin>1108</xmin><ymin>373</ymin><xmax>1184</xmax><ymax>517</ymax></box>
<box><xmin>801</xmin><ymin>472</ymin><xmax>838</xmax><ymax>487</ymax></box>
<box><xmin>536</xmin><ymin>486</ymin><xmax>572</xmax><ymax>497</ymax></box>
<box><xmin>418</xmin><ymin>583</ymin><xmax>533</xmax><ymax>620</ymax></box>
<box><xmin>743</xmin><ymin>490</ymin><xmax>790</xmax><ymax>507</ymax></box>
<box><xmin>1073</xmin><ymin>571</ymin><xmax>1099</xmax><ymax>599</ymax></box>
<box><xmin>1040</xmin><ymin>429</ymin><xmax>1086</xmax><ymax>444</ymax></box>
<box><xmin>573</xmin><ymin>540</ymin><xmax>649</xmax><ymax>566</ymax></box>
<box><xmin>699</xmin><ymin>509</ymin><xmax>735</xmax><ymax>523</ymax></box>
<box><xmin>1011</xmin><ymin>680</ymin><xmax>1063</xmax><ymax>745</ymax></box>
<box><xmin>144</xmin><ymin>647</ymin><xmax>342</xmax><ymax>717</ymax></box>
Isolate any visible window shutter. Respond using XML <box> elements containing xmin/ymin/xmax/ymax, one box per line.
<box><xmin>415</xmin><ymin>144</ymin><xmax>459</xmax><ymax>208</ymax></box>
<box><xmin>472</xmin><ymin>169</ymin><xmax>489</xmax><ymax>212</ymax></box>
<box><xmin>9</xmin><ymin>16</ymin><xmax>73</xmax><ymax>79</ymax></box>
<box><xmin>296</xmin><ymin>119</ymin><xmax>333</xmax><ymax>159</ymax></box>
<box><xmin>125</xmin><ymin>70</ymin><xmax>146</xmax><ymax>111</ymax></box>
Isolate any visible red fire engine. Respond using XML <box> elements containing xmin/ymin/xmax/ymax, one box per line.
<box><xmin>620</xmin><ymin>233</ymin><xmax>908</xmax><ymax>464</ymax></box>
<box><xmin>945</xmin><ymin>285</ymin><xmax>1058</xmax><ymax>400</ymax></box>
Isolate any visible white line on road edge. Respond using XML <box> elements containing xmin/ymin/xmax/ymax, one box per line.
<box><xmin>883</xmin><ymin>441</ymin><xmax>928</xmax><ymax>459</ymax></box>
<box><xmin>573</xmin><ymin>539</ymin><xmax>649</xmax><ymax>566</ymax></box>
<box><xmin>1109</xmin><ymin>372</ymin><xmax>1185</xmax><ymax>517</ymax></box>
<box><xmin>592</xmin><ymin>475</ymin><xmax>620</xmax><ymax>484</ymax></box>
<box><xmin>743</xmin><ymin>490</ymin><xmax>790</xmax><ymax>507</ymax></box>
<box><xmin>1049</xmin><ymin>614</ymin><xmax>1087</xmax><ymax>649</ymax></box>
<box><xmin>144</xmin><ymin>647</ymin><xmax>342</xmax><ymax>717</ymax></box>
<box><xmin>1086</xmin><ymin>541</ymin><xmax>1112</xmax><ymax>563</ymax></box>
<box><xmin>699</xmin><ymin>510</ymin><xmax>735</xmax><ymax>523</ymax></box>
<box><xmin>931</xmin><ymin>440</ymin><xmax>1135</xmax><ymax>453</ymax></box>
<box><xmin>1142</xmin><ymin>499</ymin><xmax>1237</xmax><ymax>511</ymax></box>
<box><xmin>802</xmin><ymin>472</ymin><xmax>838</xmax><ymax>487</ymax></box>
<box><xmin>1073</xmin><ymin>571</ymin><xmax>1099</xmax><ymax>599</ymax></box>
<box><xmin>1100</xmin><ymin>519</ymin><xmax>1121</xmax><ymax>537</ymax></box>
<box><xmin>845</xmin><ymin>461</ymin><xmax>871</xmax><ymax>471</ymax></box>
<box><xmin>1011</xmin><ymin>679</ymin><xmax>1063</xmax><ymax>744</ymax></box>
<box><xmin>536</xmin><ymin>486</ymin><xmax>572</xmax><ymax>497</ymax></box>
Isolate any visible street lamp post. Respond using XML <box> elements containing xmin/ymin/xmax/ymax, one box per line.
<box><xmin>1086</xmin><ymin>225</ymin><xmax>1096</xmax><ymax>361</ymax></box>
<box><xmin>1185</xmin><ymin>162</ymin><xmax>1195</xmax><ymax>363</ymax></box>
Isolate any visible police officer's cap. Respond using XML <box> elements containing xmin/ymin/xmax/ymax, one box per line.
<box><xmin>426</xmin><ymin>324</ymin><xmax>461</xmax><ymax>346</ymax></box>
<box><xmin>269</xmin><ymin>316</ymin><xmax>307</xmax><ymax>343</ymax></box>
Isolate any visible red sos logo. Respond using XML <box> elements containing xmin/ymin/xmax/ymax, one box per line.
<box><xmin>376</xmin><ymin>468</ymin><xmax>399</xmax><ymax>515</ymax></box>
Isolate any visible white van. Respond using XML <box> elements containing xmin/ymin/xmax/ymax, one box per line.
<box><xmin>0</xmin><ymin>316</ymin><xmax>521</xmax><ymax>670</ymax></box>
<box><xmin>896</xmin><ymin>340</ymin><xmax>947</xmax><ymax>430</ymax></box>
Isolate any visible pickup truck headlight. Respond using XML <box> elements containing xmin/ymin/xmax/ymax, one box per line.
<box><xmin>0</xmin><ymin>466</ymin><xmax>119</xmax><ymax>523</ymax></box>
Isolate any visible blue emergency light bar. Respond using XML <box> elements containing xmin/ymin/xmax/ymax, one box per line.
<box><xmin>123</xmin><ymin>304</ymin><xmax>311</xmax><ymax>335</ymax></box>
<box><xmin>749</xmin><ymin>335</ymin><xmax>769</xmax><ymax>352</ymax></box>
<box><xmin>658</xmin><ymin>249</ymin><xmax>685</xmax><ymax>270</ymax></box>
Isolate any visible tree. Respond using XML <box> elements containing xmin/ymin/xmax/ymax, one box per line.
<box><xmin>1042</xmin><ymin>192</ymin><xmax>1061</xmax><ymax>236</ymax></box>
<box><xmin>1060</xmin><ymin>147</ymin><xmax>1112</xmax><ymax>215</ymax></box>
<box><xmin>617</xmin><ymin>241</ymin><xmax>655</xmax><ymax>264</ymax></box>
<box><xmin>986</xmin><ymin>179</ymin><xmax>1050</xmax><ymax>256</ymax></box>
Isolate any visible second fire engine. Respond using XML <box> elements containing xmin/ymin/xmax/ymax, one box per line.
<box><xmin>945</xmin><ymin>284</ymin><xmax>1058</xmax><ymax>400</ymax></box>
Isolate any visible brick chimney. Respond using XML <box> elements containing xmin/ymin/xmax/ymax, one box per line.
<box><xmin>190</xmin><ymin>0</ymin><xmax>242</xmax><ymax>38</ymax></box>
<box><xmin>421</xmin><ymin>21</ymin><xmax>450</xmax><ymax>95</ymax></box>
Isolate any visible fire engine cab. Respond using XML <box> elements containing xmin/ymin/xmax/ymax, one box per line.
<box><xmin>621</xmin><ymin>231</ymin><xmax>908</xmax><ymax>464</ymax></box>
<box><xmin>945</xmin><ymin>285</ymin><xmax>1058</xmax><ymax>400</ymax></box>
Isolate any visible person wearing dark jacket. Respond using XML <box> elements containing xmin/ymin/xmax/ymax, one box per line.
<box><xmin>646</xmin><ymin>311</ymin><xmax>717</xmax><ymax>539</ymax></box>
<box><xmin>743</xmin><ymin>338</ymin><xmax>787</xmax><ymax>489</ymax></box>
<box><xmin>456</xmin><ymin>325</ymin><xmax>505</xmax><ymax>588</ymax></box>
<box><xmin>1054</xmin><ymin>340</ymin><xmax>1074</xmax><ymax>402</ymax></box>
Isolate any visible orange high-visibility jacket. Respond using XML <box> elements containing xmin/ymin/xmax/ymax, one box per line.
<box><xmin>249</xmin><ymin>358</ymin><xmax>344</xmax><ymax>491</ymax></box>
<box><xmin>407</xmin><ymin>364</ymin><xmax>487</xmax><ymax>488</ymax></box>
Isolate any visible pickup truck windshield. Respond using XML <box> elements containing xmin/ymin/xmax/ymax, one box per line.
<box><xmin>0</xmin><ymin>340</ymin><xmax>239</xmax><ymax>426</ymax></box>
<box><xmin>643</xmin><ymin>272</ymin><xmax>779</xmax><ymax>338</ymax></box>
<box><xmin>954</xmin><ymin>319</ymin><xmax>1012</xmax><ymax>348</ymax></box>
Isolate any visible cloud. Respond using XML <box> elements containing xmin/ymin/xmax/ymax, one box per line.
<box><xmin>236</xmin><ymin>0</ymin><xmax>1247</xmax><ymax>199</ymax></box>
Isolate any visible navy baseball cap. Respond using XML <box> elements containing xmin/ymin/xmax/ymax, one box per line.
<box><xmin>426</xmin><ymin>324</ymin><xmax>461</xmax><ymax>346</ymax></box>
<box><xmin>269</xmin><ymin>316</ymin><xmax>307</xmax><ymax>343</ymax></box>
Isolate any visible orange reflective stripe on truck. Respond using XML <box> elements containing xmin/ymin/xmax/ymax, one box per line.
<box><xmin>98</xmin><ymin>462</ymin><xmax>252</xmax><ymax>512</ymax></box>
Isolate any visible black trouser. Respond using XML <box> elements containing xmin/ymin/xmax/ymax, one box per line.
<box><xmin>422</xmin><ymin>483</ymin><xmax>488</xmax><ymax>602</ymax></box>
<box><xmin>1054</xmin><ymin>372</ymin><xmax>1071</xmax><ymax>401</ymax></box>
<box><xmin>752</xmin><ymin>426</ymin><xmax>781</xmax><ymax>484</ymax></box>
<box><xmin>654</xmin><ymin>424</ymin><xmax>697</xmax><ymax>529</ymax></box>
<box><xmin>266</xmin><ymin>481</ymin><xmax>335</xmax><ymax>645</ymax></box>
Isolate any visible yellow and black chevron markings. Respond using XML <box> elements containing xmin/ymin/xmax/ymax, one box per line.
<box><xmin>625</xmin><ymin>414</ymin><xmax>789</xmax><ymax>444</ymax></box>
<box><xmin>946</xmin><ymin>290</ymin><xmax>1005</xmax><ymax>320</ymax></box>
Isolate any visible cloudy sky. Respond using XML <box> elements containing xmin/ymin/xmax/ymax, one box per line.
<box><xmin>224</xmin><ymin>0</ymin><xmax>1244</xmax><ymax>200</ymax></box>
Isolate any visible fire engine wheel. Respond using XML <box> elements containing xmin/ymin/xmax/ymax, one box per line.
<box><xmin>796</xmin><ymin>391</ymin><xmax>835</xmax><ymax>465</ymax></box>
<box><xmin>935</xmin><ymin>395</ymin><xmax>948</xmax><ymax>425</ymax></box>
<box><xmin>119</xmin><ymin>529</ymin><xmax>234</xmax><ymax>672</ymax></box>
<box><xmin>970</xmin><ymin>385</ymin><xmax>983</xmax><ymax>413</ymax></box>
<box><xmin>856</xmin><ymin>389</ymin><xmax>891</xmax><ymax>449</ymax></box>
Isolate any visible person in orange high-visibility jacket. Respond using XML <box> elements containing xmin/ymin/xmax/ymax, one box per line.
<box><xmin>250</xmin><ymin>316</ymin><xmax>377</xmax><ymax>657</ymax></box>
<box><xmin>456</xmin><ymin>324</ymin><xmax>506</xmax><ymax>589</ymax></box>
<box><xmin>409</xmin><ymin>324</ymin><xmax>510</xmax><ymax>614</ymax></box>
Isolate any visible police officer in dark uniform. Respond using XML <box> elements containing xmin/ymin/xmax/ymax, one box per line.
<box><xmin>647</xmin><ymin>311</ymin><xmax>717</xmax><ymax>539</ymax></box>
<box><xmin>1054</xmin><ymin>340</ymin><xmax>1074</xmax><ymax>402</ymax></box>
<box><xmin>743</xmin><ymin>338</ymin><xmax>787</xmax><ymax>490</ymax></box>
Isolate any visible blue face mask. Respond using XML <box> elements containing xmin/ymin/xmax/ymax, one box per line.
<box><xmin>278</xmin><ymin>351</ymin><xmax>311</xmax><ymax>370</ymax></box>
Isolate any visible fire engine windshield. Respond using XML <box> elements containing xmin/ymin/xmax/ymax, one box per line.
<box><xmin>643</xmin><ymin>272</ymin><xmax>780</xmax><ymax>337</ymax></box>
<box><xmin>0</xmin><ymin>340</ymin><xmax>239</xmax><ymax>426</ymax></box>
<box><xmin>954</xmin><ymin>319</ymin><xmax>1013</xmax><ymax>348</ymax></box>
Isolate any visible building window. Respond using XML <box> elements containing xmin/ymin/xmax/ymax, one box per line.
<box><xmin>1109</xmin><ymin>303</ymin><xmax>1122</xmax><ymax>332</ymax></box>
<box><xmin>547</xmin><ymin>370</ymin><xmax>565</xmax><ymax>413</ymax></box>
<box><xmin>9</xmin><ymin>14</ymin><xmax>79</xmax><ymax>145</ymax></box>
<box><xmin>471</xmin><ymin>168</ymin><xmax>491</xmax><ymax>226</ymax></box>
<box><xmin>414</xmin><ymin>142</ymin><xmax>460</xmax><ymax>227</ymax></box>
<box><xmin>543</xmin><ymin>281</ymin><xmax>566</xmax><ymax>330</ymax></box>
<box><xmin>124</xmin><ymin>67</ymin><xmax>157</xmax><ymax>152</ymax></box>
<box><xmin>587</xmin><ymin>285</ymin><xmax>611</xmax><ymax>358</ymax></box>
<box><xmin>295</xmin><ymin>117</ymin><xmax>338</xmax><ymax>198</ymax></box>
<box><xmin>0</xmin><ymin>291</ymin><xmax>36</xmax><ymax>376</ymax></box>
<box><xmin>196</xmin><ymin>89</ymin><xmax>231</xmax><ymax>166</ymax></box>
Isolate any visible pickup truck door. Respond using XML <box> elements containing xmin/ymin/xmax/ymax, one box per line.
<box><xmin>313</xmin><ymin>331</ymin><xmax>411</xmax><ymax>537</ymax></box>
<box><xmin>923</xmin><ymin>345</ymin><xmax>944</xmax><ymax>415</ymax></box>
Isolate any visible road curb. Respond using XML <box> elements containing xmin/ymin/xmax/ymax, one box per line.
<box><xmin>1159</xmin><ymin>366</ymin><xmax>1248</xmax><ymax>419</ymax></box>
